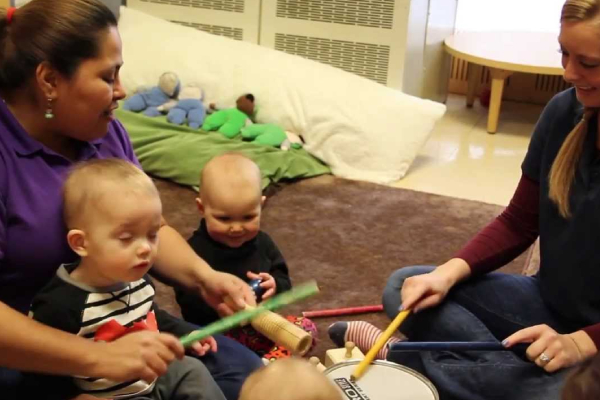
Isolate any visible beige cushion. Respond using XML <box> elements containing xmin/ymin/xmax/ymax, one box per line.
<box><xmin>117</xmin><ymin>7</ymin><xmax>446</xmax><ymax>184</ymax></box>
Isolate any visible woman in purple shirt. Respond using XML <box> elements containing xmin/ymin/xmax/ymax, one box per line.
<box><xmin>0</xmin><ymin>1</ymin><xmax>261</xmax><ymax>399</ymax></box>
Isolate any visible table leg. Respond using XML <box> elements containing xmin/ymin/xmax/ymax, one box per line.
<box><xmin>466</xmin><ymin>63</ymin><xmax>483</xmax><ymax>107</ymax></box>
<box><xmin>487</xmin><ymin>68</ymin><xmax>513</xmax><ymax>134</ymax></box>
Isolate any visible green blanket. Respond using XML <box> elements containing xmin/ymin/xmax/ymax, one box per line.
<box><xmin>116</xmin><ymin>109</ymin><xmax>330</xmax><ymax>190</ymax></box>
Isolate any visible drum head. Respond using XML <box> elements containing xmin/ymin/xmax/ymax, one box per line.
<box><xmin>324</xmin><ymin>360</ymin><xmax>438</xmax><ymax>400</ymax></box>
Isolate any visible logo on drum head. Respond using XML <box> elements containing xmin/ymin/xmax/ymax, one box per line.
<box><xmin>333</xmin><ymin>378</ymin><xmax>370</xmax><ymax>400</ymax></box>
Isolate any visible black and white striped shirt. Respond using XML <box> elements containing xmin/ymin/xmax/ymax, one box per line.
<box><xmin>28</xmin><ymin>263</ymin><xmax>197</xmax><ymax>399</ymax></box>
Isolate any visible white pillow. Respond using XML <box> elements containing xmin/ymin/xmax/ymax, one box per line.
<box><xmin>118</xmin><ymin>7</ymin><xmax>446</xmax><ymax>184</ymax></box>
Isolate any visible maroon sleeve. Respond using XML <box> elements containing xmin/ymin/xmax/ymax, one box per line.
<box><xmin>582</xmin><ymin>324</ymin><xmax>600</xmax><ymax>351</ymax></box>
<box><xmin>454</xmin><ymin>174</ymin><xmax>540</xmax><ymax>276</ymax></box>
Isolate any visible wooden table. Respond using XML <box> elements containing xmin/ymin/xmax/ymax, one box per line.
<box><xmin>444</xmin><ymin>31</ymin><xmax>564</xmax><ymax>133</ymax></box>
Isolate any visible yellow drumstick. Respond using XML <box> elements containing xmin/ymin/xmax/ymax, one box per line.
<box><xmin>350</xmin><ymin>309</ymin><xmax>411</xmax><ymax>381</ymax></box>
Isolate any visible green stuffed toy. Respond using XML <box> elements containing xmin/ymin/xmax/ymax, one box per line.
<box><xmin>202</xmin><ymin>93</ymin><xmax>255</xmax><ymax>138</ymax></box>
<box><xmin>241</xmin><ymin>124</ymin><xmax>302</xmax><ymax>150</ymax></box>
<box><xmin>204</xmin><ymin>93</ymin><xmax>303</xmax><ymax>150</ymax></box>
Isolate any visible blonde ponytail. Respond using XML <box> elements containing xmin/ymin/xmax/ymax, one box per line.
<box><xmin>548</xmin><ymin>109</ymin><xmax>595</xmax><ymax>218</ymax></box>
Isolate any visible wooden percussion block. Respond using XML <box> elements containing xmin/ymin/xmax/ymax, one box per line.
<box><xmin>249</xmin><ymin>309</ymin><xmax>313</xmax><ymax>355</ymax></box>
<box><xmin>324</xmin><ymin>341</ymin><xmax>364</xmax><ymax>367</ymax></box>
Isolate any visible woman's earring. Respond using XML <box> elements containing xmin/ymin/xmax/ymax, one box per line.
<box><xmin>45</xmin><ymin>98</ymin><xmax>54</xmax><ymax>119</ymax></box>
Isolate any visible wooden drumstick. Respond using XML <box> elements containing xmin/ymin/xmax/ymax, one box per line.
<box><xmin>388</xmin><ymin>341</ymin><xmax>530</xmax><ymax>352</ymax></box>
<box><xmin>302</xmin><ymin>305</ymin><xmax>383</xmax><ymax>318</ymax></box>
<box><xmin>350</xmin><ymin>309</ymin><xmax>411</xmax><ymax>381</ymax></box>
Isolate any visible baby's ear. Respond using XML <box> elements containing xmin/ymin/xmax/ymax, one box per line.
<box><xmin>260</xmin><ymin>196</ymin><xmax>266</xmax><ymax>207</ymax></box>
<box><xmin>196</xmin><ymin>197</ymin><xmax>205</xmax><ymax>215</ymax></box>
<box><xmin>67</xmin><ymin>229</ymin><xmax>88</xmax><ymax>257</ymax></box>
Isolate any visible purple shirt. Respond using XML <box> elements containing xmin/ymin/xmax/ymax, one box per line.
<box><xmin>0</xmin><ymin>100</ymin><xmax>140</xmax><ymax>313</ymax></box>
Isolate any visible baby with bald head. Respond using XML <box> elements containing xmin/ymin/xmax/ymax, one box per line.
<box><xmin>197</xmin><ymin>153</ymin><xmax>265</xmax><ymax>250</ymax></box>
<box><xmin>239</xmin><ymin>358</ymin><xmax>342</xmax><ymax>400</ymax></box>
<box><xmin>200</xmin><ymin>152</ymin><xmax>263</xmax><ymax>196</ymax></box>
<box><xmin>175</xmin><ymin>153</ymin><xmax>294</xmax><ymax>332</ymax></box>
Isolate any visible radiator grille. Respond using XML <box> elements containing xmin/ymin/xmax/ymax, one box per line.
<box><xmin>535</xmin><ymin>74</ymin><xmax>571</xmax><ymax>92</ymax></box>
<box><xmin>276</xmin><ymin>0</ymin><xmax>394</xmax><ymax>29</ymax></box>
<box><xmin>139</xmin><ymin>0</ymin><xmax>244</xmax><ymax>13</ymax></box>
<box><xmin>450</xmin><ymin>56</ymin><xmax>468</xmax><ymax>81</ymax></box>
<box><xmin>274</xmin><ymin>33</ymin><xmax>389</xmax><ymax>85</ymax></box>
<box><xmin>449</xmin><ymin>57</ymin><xmax>570</xmax><ymax>105</ymax></box>
<box><xmin>171</xmin><ymin>20</ymin><xmax>243</xmax><ymax>40</ymax></box>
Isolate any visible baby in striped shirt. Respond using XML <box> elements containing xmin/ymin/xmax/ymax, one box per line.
<box><xmin>26</xmin><ymin>158</ymin><xmax>224</xmax><ymax>400</ymax></box>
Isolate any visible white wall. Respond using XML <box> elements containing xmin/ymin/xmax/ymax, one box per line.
<box><xmin>456</xmin><ymin>0</ymin><xmax>564</xmax><ymax>33</ymax></box>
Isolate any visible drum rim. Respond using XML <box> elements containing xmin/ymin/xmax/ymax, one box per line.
<box><xmin>324</xmin><ymin>359</ymin><xmax>439</xmax><ymax>400</ymax></box>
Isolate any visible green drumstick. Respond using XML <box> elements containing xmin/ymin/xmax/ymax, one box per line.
<box><xmin>180</xmin><ymin>280</ymin><xmax>319</xmax><ymax>347</ymax></box>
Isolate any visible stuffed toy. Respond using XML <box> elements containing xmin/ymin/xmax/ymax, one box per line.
<box><xmin>280</xmin><ymin>131</ymin><xmax>304</xmax><ymax>151</ymax></box>
<box><xmin>241</xmin><ymin>124</ymin><xmax>303</xmax><ymax>150</ymax></box>
<box><xmin>158</xmin><ymin>84</ymin><xmax>206</xmax><ymax>129</ymax></box>
<box><xmin>122</xmin><ymin>72</ymin><xmax>180</xmax><ymax>117</ymax></box>
<box><xmin>202</xmin><ymin>94</ymin><xmax>255</xmax><ymax>138</ymax></box>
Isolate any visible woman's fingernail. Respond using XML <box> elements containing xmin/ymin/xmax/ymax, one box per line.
<box><xmin>502</xmin><ymin>339</ymin><xmax>509</xmax><ymax>347</ymax></box>
<box><xmin>398</xmin><ymin>305</ymin><xmax>404</xmax><ymax>312</ymax></box>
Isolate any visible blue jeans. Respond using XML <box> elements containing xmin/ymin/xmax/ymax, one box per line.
<box><xmin>0</xmin><ymin>334</ymin><xmax>261</xmax><ymax>400</ymax></box>
<box><xmin>382</xmin><ymin>266</ymin><xmax>573</xmax><ymax>400</ymax></box>
<box><xmin>0</xmin><ymin>368</ymin><xmax>20</xmax><ymax>400</ymax></box>
<box><xmin>201</xmin><ymin>334</ymin><xmax>262</xmax><ymax>400</ymax></box>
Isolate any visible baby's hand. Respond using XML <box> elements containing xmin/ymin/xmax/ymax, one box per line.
<box><xmin>247</xmin><ymin>271</ymin><xmax>277</xmax><ymax>301</ymax></box>
<box><xmin>189</xmin><ymin>335</ymin><xmax>218</xmax><ymax>356</ymax></box>
<box><xmin>259</xmin><ymin>273</ymin><xmax>276</xmax><ymax>300</ymax></box>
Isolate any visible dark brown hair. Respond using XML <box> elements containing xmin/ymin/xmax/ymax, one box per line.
<box><xmin>0</xmin><ymin>0</ymin><xmax>117</xmax><ymax>92</ymax></box>
<box><xmin>562</xmin><ymin>355</ymin><xmax>600</xmax><ymax>400</ymax></box>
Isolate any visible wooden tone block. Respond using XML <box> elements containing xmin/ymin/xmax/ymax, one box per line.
<box><xmin>324</xmin><ymin>341</ymin><xmax>364</xmax><ymax>367</ymax></box>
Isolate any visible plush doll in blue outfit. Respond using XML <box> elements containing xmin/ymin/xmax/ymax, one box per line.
<box><xmin>158</xmin><ymin>85</ymin><xmax>206</xmax><ymax>129</ymax></box>
<box><xmin>122</xmin><ymin>72</ymin><xmax>180</xmax><ymax>117</ymax></box>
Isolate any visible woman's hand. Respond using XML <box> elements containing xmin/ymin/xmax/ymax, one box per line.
<box><xmin>189</xmin><ymin>335</ymin><xmax>218</xmax><ymax>357</ymax></box>
<box><xmin>401</xmin><ymin>258</ymin><xmax>470</xmax><ymax>312</ymax></box>
<box><xmin>246</xmin><ymin>271</ymin><xmax>276</xmax><ymax>300</ymax></box>
<box><xmin>199</xmin><ymin>270</ymin><xmax>257</xmax><ymax>316</ymax></box>
<box><xmin>92</xmin><ymin>331</ymin><xmax>184</xmax><ymax>383</ymax></box>
<box><xmin>504</xmin><ymin>325</ymin><xmax>597</xmax><ymax>373</ymax></box>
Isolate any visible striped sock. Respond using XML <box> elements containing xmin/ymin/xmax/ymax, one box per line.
<box><xmin>328</xmin><ymin>321</ymin><xmax>402</xmax><ymax>360</ymax></box>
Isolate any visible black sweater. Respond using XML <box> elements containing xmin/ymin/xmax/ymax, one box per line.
<box><xmin>176</xmin><ymin>219</ymin><xmax>291</xmax><ymax>326</ymax></box>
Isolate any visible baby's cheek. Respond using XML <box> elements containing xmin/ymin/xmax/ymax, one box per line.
<box><xmin>150</xmin><ymin>244</ymin><xmax>159</xmax><ymax>259</ymax></box>
<box><xmin>210</xmin><ymin>227</ymin><xmax>228</xmax><ymax>238</ymax></box>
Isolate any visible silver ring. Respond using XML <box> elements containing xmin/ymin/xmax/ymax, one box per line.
<box><xmin>539</xmin><ymin>352</ymin><xmax>551</xmax><ymax>363</ymax></box>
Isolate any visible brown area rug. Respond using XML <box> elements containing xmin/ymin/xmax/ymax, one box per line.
<box><xmin>153</xmin><ymin>175</ymin><xmax>530</xmax><ymax>361</ymax></box>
